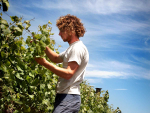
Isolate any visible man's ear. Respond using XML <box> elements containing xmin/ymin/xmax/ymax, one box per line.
<box><xmin>69</xmin><ymin>30</ymin><xmax>75</xmax><ymax>36</ymax></box>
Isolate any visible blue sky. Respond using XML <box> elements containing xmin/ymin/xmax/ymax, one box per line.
<box><xmin>1</xmin><ymin>0</ymin><xmax>150</xmax><ymax>112</ymax></box>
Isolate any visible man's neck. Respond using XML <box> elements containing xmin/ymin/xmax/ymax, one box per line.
<box><xmin>68</xmin><ymin>35</ymin><xmax>79</xmax><ymax>45</ymax></box>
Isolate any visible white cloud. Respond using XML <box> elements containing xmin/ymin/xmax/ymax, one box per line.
<box><xmin>131</xmin><ymin>55</ymin><xmax>150</xmax><ymax>66</ymax></box>
<box><xmin>33</xmin><ymin>0</ymin><xmax>150</xmax><ymax>15</ymax></box>
<box><xmin>85</xmin><ymin>78</ymin><xmax>103</xmax><ymax>84</ymax></box>
<box><xmin>85</xmin><ymin>70</ymin><xmax>130</xmax><ymax>78</ymax></box>
<box><xmin>114</xmin><ymin>89</ymin><xmax>128</xmax><ymax>90</ymax></box>
<box><xmin>84</xmin><ymin>17</ymin><xmax>150</xmax><ymax>36</ymax></box>
<box><xmin>86</xmin><ymin>60</ymin><xmax>150</xmax><ymax>79</ymax></box>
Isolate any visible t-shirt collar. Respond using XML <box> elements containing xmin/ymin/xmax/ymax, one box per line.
<box><xmin>69</xmin><ymin>40</ymin><xmax>81</xmax><ymax>46</ymax></box>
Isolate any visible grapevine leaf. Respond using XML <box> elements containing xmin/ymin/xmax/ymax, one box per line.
<box><xmin>29</xmin><ymin>95</ymin><xmax>34</xmax><ymax>100</ymax></box>
<box><xmin>45</xmin><ymin>38</ymin><xmax>50</xmax><ymax>45</ymax></box>
<box><xmin>0</xmin><ymin>19</ymin><xmax>8</xmax><ymax>26</ymax></box>
<box><xmin>3</xmin><ymin>28</ymin><xmax>11</xmax><ymax>35</ymax></box>
<box><xmin>1</xmin><ymin>51</ymin><xmax>6</xmax><ymax>58</ymax></box>
<box><xmin>42</xmin><ymin>99</ymin><xmax>49</xmax><ymax>105</ymax></box>
<box><xmin>41</xmin><ymin>35</ymin><xmax>46</xmax><ymax>41</ymax></box>
<box><xmin>34</xmin><ymin>34</ymin><xmax>42</xmax><ymax>40</ymax></box>
<box><xmin>26</xmin><ymin>107</ymin><xmax>31</xmax><ymax>112</ymax></box>
<box><xmin>55</xmin><ymin>49</ymin><xmax>59</xmax><ymax>54</ymax></box>
<box><xmin>24</xmin><ymin>20</ymin><xmax>30</xmax><ymax>24</ymax></box>
<box><xmin>14</xmin><ymin>27</ymin><xmax>22</xmax><ymax>36</ymax></box>
<box><xmin>48</xmin><ymin>20</ymin><xmax>52</xmax><ymax>24</ymax></box>
<box><xmin>26</xmin><ymin>75</ymin><xmax>31</xmax><ymax>82</ymax></box>
<box><xmin>17</xmin><ymin>22</ymin><xmax>24</xmax><ymax>30</ymax></box>
<box><xmin>39</xmin><ymin>40</ymin><xmax>46</xmax><ymax>51</ymax></box>
<box><xmin>47</xmin><ymin>84</ymin><xmax>52</xmax><ymax>89</ymax></box>
<box><xmin>29</xmin><ymin>72</ymin><xmax>34</xmax><ymax>77</ymax></box>
<box><xmin>26</xmin><ymin>36</ymin><xmax>31</xmax><ymax>44</ymax></box>
<box><xmin>10</xmin><ymin>16</ymin><xmax>19</xmax><ymax>23</ymax></box>
<box><xmin>13</xmin><ymin>110</ymin><xmax>19</xmax><ymax>113</ymax></box>
<box><xmin>51</xmin><ymin>40</ymin><xmax>55</xmax><ymax>45</ymax></box>
<box><xmin>0</xmin><ymin>24</ymin><xmax>6</xmax><ymax>29</ymax></box>
<box><xmin>25</xmin><ymin>23</ymin><xmax>31</xmax><ymax>30</ymax></box>
<box><xmin>42</xmin><ymin>28</ymin><xmax>49</xmax><ymax>36</ymax></box>
<box><xmin>31</xmin><ymin>78</ymin><xmax>39</xmax><ymax>86</ymax></box>
<box><xmin>40</xmin><ymin>84</ymin><xmax>45</xmax><ymax>89</ymax></box>
<box><xmin>14</xmin><ymin>99</ymin><xmax>23</xmax><ymax>105</ymax></box>
<box><xmin>1</xmin><ymin>65</ymin><xmax>7</xmax><ymax>72</ymax></box>
<box><xmin>16</xmin><ymin>73</ymin><xmax>24</xmax><ymax>80</ymax></box>
<box><xmin>17</xmin><ymin>66</ymin><xmax>23</xmax><ymax>72</ymax></box>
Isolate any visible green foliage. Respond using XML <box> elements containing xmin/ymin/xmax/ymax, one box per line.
<box><xmin>1</xmin><ymin>0</ymin><xmax>10</xmax><ymax>11</ymax></box>
<box><xmin>0</xmin><ymin>13</ymin><xmax>58</xmax><ymax>112</ymax></box>
<box><xmin>79</xmin><ymin>80</ymin><xmax>120</xmax><ymax>113</ymax></box>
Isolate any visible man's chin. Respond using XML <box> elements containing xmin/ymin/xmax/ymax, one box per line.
<box><xmin>63</xmin><ymin>39</ymin><xmax>67</xmax><ymax>42</ymax></box>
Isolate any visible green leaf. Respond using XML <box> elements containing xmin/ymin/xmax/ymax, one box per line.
<box><xmin>41</xmin><ymin>35</ymin><xmax>46</xmax><ymax>42</ymax></box>
<box><xmin>13</xmin><ymin>110</ymin><xmax>19</xmax><ymax>113</ymax></box>
<box><xmin>34</xmin><ymin>34</ymin><xmax>42</xmax><ymax>40</ymax></box>
<box><xmin>36</xmin><ymin>45</ymin><xmax>41</xmax><ymax>55</ymax></box>
<box><xmin>26</xmin><ymin>106</ymin><xmax>31</xmax><ymax>112</ymax></box>
<box><xmin>17</xmin><ymin>22</ymin><xmax>24</xmax><ymax>30</ymax></box>
<box><xmin>1</xmin><ymin>65</ymin><xmax>7</xmax><ymax>72</ymax></box>
<box><xmin>25</xmin><ymin>23</ymin><xmax>31</xmax><ymax>30</ymax></box>
<box><xmin>29</xmin><ymin>72</ymin><xmax>34</xmax><ymax>77</ymax></box>
<box><xmin>3</xmin><ymin>28</ymin><xmax>11</xmax><ymax>35</ymax></box>
<box><xmin>24</xmin><ymin>20</ymin><xmax>30</xmax><ymax>24</ymax></box>
<box><xmin>42</xmin><ymin>28</ymin><xmax>49</xmax><ymax>36</ymax></box>
<box><xmin>16</xmin><ymin>73</ymin><xmax>24</xmax><ymax>80</ymax></box>
<box><xmin>14</xmin><ymin>27</ymin><xmax>22</xmax><ymax>36</ymax></box>
<box><xmin>42</xmin><ymin>99</ymin><xmax>50</xmax><ymax>105</ymax></box>
<box><xmin>39</xmin><ymin>40</ymin><xmax>46</xmax><ymax>51</ymax></box>
<box><xmin>17</xmin><ymin>65</ymin><xmax>23</xmax><ymax>72</ymax></box>
<box><xmin>48</xmin><ymin>20</ymin><xmax>52</xmax><ymax>25</ymax></box>
<box><xmin>26</xmin><ymin>36</ymin><xmax>31</xmax><ymax>44</ymax></box>
<box><xmin>10</xmin><ymin>16</ymin><xmax>19</xmax><ymax>23</ymax></box>
<box><xmin>31</xmin><ymin>78</ymin><xmax>39</xmax><ymax>86</ymax></box>
<box><xmin>51</xmin><ymin>40</ymin><xmax>55</xmax><ymax>45</ymax></box>
<box><xmin>3</xmin><ymin>0</ymin><xmax>10</xmax><ymax>11</ymax></box>
<box><xmin>0</xmin><ymin>19</ymin><xmax>7</xmax><ymax>24</ymax></box>
<box><xmin>1</xmin><ymin>51</ymin><xmax>6</xmax><ymax>58</ymax></box>
<box><xmin>47</xmin><ymin>84</ymin><xmax>52</xmax><ymax>89</ymax></box>
<box><xmin>0</xmin><ymin>24</ymin><xmax>6</xmax><ymax>29</ymax></box>
<box><xmin>29</xmin><ymin>95</ymin><xmax>34</xmax><ymax>100</ymax></box>
<box><xmin>55</xmin><ymin>49</ymin><xmax>59</xmax><ymax>54</ymax></box>
<box><xmin>26</xmin><ymin>75</ymin><xmax>31</xmax><ymax>82</ymax></box>
<box><xmin>45</xmin><ymin>38</ymin><xmax>50</xmax><ymax>45</ymax></box>
<box><xmin>40</xmin><ymin>84</ymin><xmax>45</xmax><ymax>89</ymax></box>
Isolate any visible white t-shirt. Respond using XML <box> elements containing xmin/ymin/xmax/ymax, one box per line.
<box><xmin>56</xmin><ymin>40</ymin><xmax>89</xmax><ymax>95</ymax></box>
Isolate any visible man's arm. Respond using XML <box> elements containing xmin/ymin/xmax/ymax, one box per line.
<box><xmin>35</xmin><ymin>58</ymin><xmax>79</xmax><ymax>80</ymax></box>
<box><xmin>45</xmin><ymin>46</ymin><xmax>63</xmax><ymax>63</ymax></box>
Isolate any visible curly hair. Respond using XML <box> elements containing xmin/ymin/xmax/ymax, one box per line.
<box><xmin>56</xmin><ymin>14</ymin><xmax>86</xmax><ymax>38</ymax></box>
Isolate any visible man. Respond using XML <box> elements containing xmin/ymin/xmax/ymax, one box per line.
<box><xmin>35</xmin><ymin>14</ymin><xmax>89</xmax><ymax>113</ymax></box>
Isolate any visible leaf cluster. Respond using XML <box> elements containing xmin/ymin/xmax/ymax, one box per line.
<box><xmin>0</xmin><ymin>14</ymin><xmax>58</xmax><ymax>113</ymax></box>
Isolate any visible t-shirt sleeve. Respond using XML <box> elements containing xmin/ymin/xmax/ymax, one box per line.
<box><xmin>68</xmin><ymin>47</ymin><xmax>82</xmax><ymax>65</ymax></box>
<box><xmin>59</xmin><ymin>51</ymin><xmax>66</xmax><ymax>60</ymax></box>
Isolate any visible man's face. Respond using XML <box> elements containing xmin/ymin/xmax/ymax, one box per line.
<box><xmin>59</xmin><ymin>30</ymin><xmax>71</xmax><ymax>42</ymax></box>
